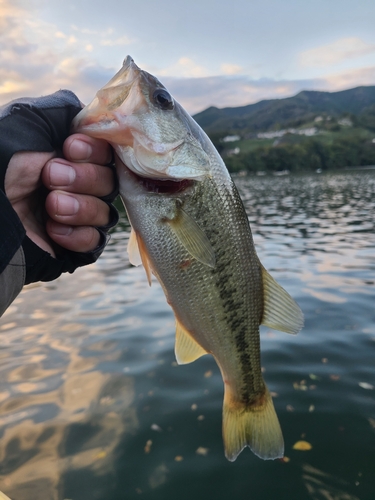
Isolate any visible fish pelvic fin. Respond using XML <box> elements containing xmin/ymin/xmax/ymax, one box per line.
<box><xmin>127</xmin><ymin>227</ymin><xmax>142</xmax><ymax>266</ymax></box>
<box><xmin>223</xmin><ymin>384</ymin><xmax>284</xmax><ymax>461</ymax></box>
<box><xmin>127</xmin><ymin>227</ymin><xmax>152</xmax><ymax>286</ymax></box>
<box><xmin>261</xmin><ymin>265</ymin><xmax>304</xmax><ymax>335</ymax></box>
<box><xmin>175</xmin><ymin>318</ymin><xmax>209</xmax><ymax>365</ymax></box>
<box><xmin>166</xmin><ymin>207</ymin><xmax>216</xmax><ymax>268</ymax></box>
<box><xmin>0</xmin><ymin>491</ymin><xmax>12</xmax><ymax>500</ymax></box>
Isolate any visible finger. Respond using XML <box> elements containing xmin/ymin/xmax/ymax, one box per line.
<box><xmin>42</xmin><ymin>159</ymin><xmax>116</xmax><ymax>198</ymax></box>
<box><xmin>45</xmin><ymin>190</ymin><xmax>110</xmax><ymax>227</ymax></box>
<box><xmin>46</xmin><ymin>220</ymin><xmax>101</xmax><ymax>253</ymax></box>
<box><xmin>63</xmin><ymin>134</ymin><xmax>112</xmax><ymax>165</ymax></box>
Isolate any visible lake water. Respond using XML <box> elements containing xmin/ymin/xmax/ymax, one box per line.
<box><xmin>0</xmin><ymin>169</ymin><xmax>374</xmax><ymax>500</ymax></box>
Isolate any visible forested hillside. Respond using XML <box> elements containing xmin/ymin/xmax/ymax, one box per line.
<box><xmin>193</xmin><ymin>86</ymin><xmax>375</xmax><ymax>173</ymax></box>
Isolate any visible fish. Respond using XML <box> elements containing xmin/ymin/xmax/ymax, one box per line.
<box><xmin>72</xmin><ymin>56</ymin><xmax>304</xmax><ymax>461</ymax></box>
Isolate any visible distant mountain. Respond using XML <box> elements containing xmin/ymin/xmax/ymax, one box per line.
<box><xmin>193</xmin><ymin>86</ymin><xmax>375</xmax><ymax>134</ymax></box>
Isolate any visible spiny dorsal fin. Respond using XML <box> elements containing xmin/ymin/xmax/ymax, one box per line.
<box><xmin>166</xmin><ymin>208</ymin><xmax>216</xmax><ymax>268</ymax></box>
<box><xmin>261</xmin><ymin>266</ymin><xmax>304</xmax><ymax>334</ymax></box>
<box><xmin>127</xmin><ymin>228</ymin><xmax>142</xmax><ymax>266</ymax></box>
<box><xmin>127</xmin><ymin>228</ymin><xmax>152</xmax><ymax>286</ymax></box>
<box><xmin>175</xmin><ymin>318</ymin><xmax>209</xmax><ymax>365</ymax></box>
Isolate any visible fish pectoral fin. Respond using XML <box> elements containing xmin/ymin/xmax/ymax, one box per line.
<box><xmin>223</xmin><ymin>384</ymin><xmax>284</xmax><ymax>461</ymax></box>
<box><xmin>127</xmin><ymin>227</ymin><xmax>142</xmax><ymax>266</ymax></box>
<box><xmin>167</xmin><ymin>208</ymin><xmax>216</xmax><ymax>268</ymax></box>
<box><xmin>175</xmin><ymin>318</ymin><xmax>209</xmax><ymax>365</ymax></box>
<box><xmin>261</xmin><ymin>266</ymin><xmax>304</xmax><ymax>335</ymax></box>
<box><xmin>127</xmin><ymin>228</ymin><xmax>152</xmax><ymax>286</ymax></box>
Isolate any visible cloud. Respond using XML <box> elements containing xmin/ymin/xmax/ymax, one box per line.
<box><xmin>299</xmin><ymin>37</ymin><xmax>375</xmax><ymax>67</ymax></box>
<box><xmin>158</xmin><ymin>57</ymin><xmax>210</xmax><ymax>78</ymax></box>
<box><xmin>100</xmin><ymin>35</ymin><xmax>134</xmax><ymax>47</ymax></box>
<box><xmin>164</xmin><ymin>64</ymin><xmax>375</xmax><ymax>114</ymax></box>
<box><xmin>0</xmin><ymin>0</ymin><xmax>121</xmax><ymax>104</ymax></box>
<box><xmin>323</xmin><ymin>65</ymin><xmax>375</xmax><ymax>90</ymax></box>
<box><xmin>221</xmin><ymin>63</ymin><xmax>243</xmax><ymax>75</ymax></box>
<box><xmin>164</xmin><ymin>75</ymin><xmax>317</xmax><ymax>114</ymax></box>
<box><xmin>0</xmin><ymin>1</ymin><xmax>374</xmax><ymax>117</ymax></box>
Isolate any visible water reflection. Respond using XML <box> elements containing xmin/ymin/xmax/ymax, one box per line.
<box><xmin>302</xmin><ymin>464</ymin><xmax>360</xmax><ymax>500</ymax></box>
<box><xmin>0</xmin><ymin>170</ymin><xmax>374</xmax><ymax>499</ymax></box>
<box><xmin>0</xmin><ymin>265</ymin><xmax>139</xmax><ymax>500</ymax></box>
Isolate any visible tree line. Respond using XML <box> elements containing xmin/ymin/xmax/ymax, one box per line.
<box><xmin>222</xmin><ymin>134</ymin><xmax>375</xmax><ymax>173</ymax></box>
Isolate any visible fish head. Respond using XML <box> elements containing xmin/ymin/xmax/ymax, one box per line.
<box><xmin>73</xmin><ymin>56</ymin><xmax>211</xmax><ymax>181</ymax></box>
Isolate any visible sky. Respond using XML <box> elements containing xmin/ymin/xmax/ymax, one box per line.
<box><xmin>1</xmin><ymin>0</ymin><xmax>375</xmax><ymax>114</ymax></box>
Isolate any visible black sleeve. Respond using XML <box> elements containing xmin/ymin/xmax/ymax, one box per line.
<box><xmin>0</xmin><ymin>90</ymin><xmax>118</xmax><ymax>284</ymax></box>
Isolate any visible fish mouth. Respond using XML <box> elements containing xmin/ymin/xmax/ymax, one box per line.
<box><xmin>118</xmin><ymin>157</ymin><xmax>194</xmax><ymax>194</ymax></box>
<box><xmin>137</xmin><ymin>176</ymin><xmax>195</xmax><ymax>194</ymax></box>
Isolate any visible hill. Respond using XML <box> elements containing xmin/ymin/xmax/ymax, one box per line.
<box><xmin>193</xmin><ymin>86</ymin><xmax>375</xmax><ymax>135</ymax></box>
<box><xmin>192</xmin><ymin>86</ymin><xmax>375</xmax><ymax>174</ymax></box>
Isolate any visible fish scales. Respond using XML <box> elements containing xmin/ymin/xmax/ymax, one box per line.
<box><xmin>72</xmin><ymin>56</ymin><xmax>304</xmax><ymax>461</ymax></box>
<box><xmin>125</xmin><ymin>172</ymin><xmax>264</xmax><ymax>400</ymax></box>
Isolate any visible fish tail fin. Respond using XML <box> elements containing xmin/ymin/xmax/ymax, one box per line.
<box><xmin>222</xmin><ymin>384</ymin><xmax>284</xmax><ymax>461</ymax></box>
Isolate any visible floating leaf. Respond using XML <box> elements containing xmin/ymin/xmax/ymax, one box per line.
<box><xmin>309</xmin><ymin>373</ymin><xmax>320</xmax><ymax>380</ymax></box>
<box><xmin>174</xmin><ymin>456</ymin><xmax>183</xmax><ymax>462</ymax></box>
<box><xmin>368</xmin><ymin>418</ymin><xmax>375</xmax><ymax>429</ymax></box>
<box><xmin>281</xmin><ymin>456</ymin><xmax>290</xmax><ymax>463</ymax></box>
<box><xmin>196</xmin><ymin>447</ymin><xmax>209</xmax><ymax>456</ymax></box>
<box><xmin>321</xmin><ymin>358</ymin><xmax>328</xmax><ymax>363</ymax></box>
<box><xmin>330</xmin><ymin>374</ymin><xmax>340</xmax><ymax>381</ymax></box>
<box><xmin>359</xmin><ymin>382</ymin><xmax>374</xmax><ymax>390</ymax></box>
<box><xmin>151</xmin><ymin>423</ymin><xmax>162</xmax><ymax>432</ymax></box>
<box><xmin>191</xmin><ymin>403</ymin><xmax>198</xmax><ymax>411</ymax></box>
<box><xmin>286</xmin><ymin>405</ymin><xmax>294</xmax><ymax>412</ymax></box>
<box><xmin>197</xmin><ymin>415</ymin><xmax>205</xmax><ymax>421</ymax></box>
<box><xmin>308</xmin><ymin>405</ymin><xmax>315</xmax><ymax>413</ymax></box>
<box><xmin>293</xmin><ymin>381</ymin><xmax>308</xmax><ymax>391</ymax></box>
<box><xmin>144</xmin><ymin>440</ymin><xmax>152</xmax><ymax>454</ymax></box>
<box><xmin>204</xmin><ymin>370</ymin><xmax>212</xmax><ymax>378</ymax></box>
<box><xmin>293</xmin><ymin>440</ymin><xmax>312</xmax><ymax>451</ymax></box>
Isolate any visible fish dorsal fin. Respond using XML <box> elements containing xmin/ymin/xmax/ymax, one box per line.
<box><xmin>175</xmin><ymin>318</ymin><xmax>209</xmax><ymax>365</ymax></box>
<box><xmin>167</xmin><ymin>208</ymin><xmax>216</xmax><ymax>268</ymax></box>
<box><xmin>127</xmin><ymin>228</ymin><xmax>142</xmax><ymax>266</ymax></box>
<box><xmin>261</xmin><ymin>266</ymin><xmax>304</xmax><ymax>335</ymax></box>
<box><xmin>127</xmin><ymin>228</ymin><xmax>152</xmax><ymax>286</ymax></box>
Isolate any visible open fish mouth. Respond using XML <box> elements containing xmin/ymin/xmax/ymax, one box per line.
<box><xmin>118</xmin><ymin>156</ymin><xmax>195</xmax><ymax>194</ymax></box>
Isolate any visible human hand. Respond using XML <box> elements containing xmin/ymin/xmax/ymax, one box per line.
<box><xmin>0</xmin><ymin>90</ymin><xmax>119</xmax><ymax>284</ymax></box>
<box><xmin>6</xmin><ymin>134</ymin><xmax>116</xmax><ymax>257</ymax></box>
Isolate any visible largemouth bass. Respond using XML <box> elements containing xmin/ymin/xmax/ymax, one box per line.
<box><xmin>73</xmin><ymin>56</ymin><xmax>304</xmax><ymax>461</ymax></box>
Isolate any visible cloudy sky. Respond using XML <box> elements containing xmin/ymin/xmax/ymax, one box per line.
<box><xmin>1</xmin><ymin>0</ymin><xmax>375</xmax><ymax>114</ymax></box>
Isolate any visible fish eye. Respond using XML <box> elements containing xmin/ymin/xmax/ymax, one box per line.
<box><xmin>153</xmin><ymin>89</ymin><xmax>174</xmax><ymax>110</ymax></box>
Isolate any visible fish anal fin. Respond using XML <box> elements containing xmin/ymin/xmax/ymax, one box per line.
<box><xmin>175</xmin><ymin>318</ymin><xmax>208</xmax><ymax>365</ymax></box>
<box><xmin>167</xmin><ymin>208</ymin><xmax>215</xmax><ymax>268</ymax></box>
<box><xmin>223</xmin><ymin>384</ymin><xmax>284</xmax><ymax>461</ymax></box>
<box><xmin>127</xmin><ymin>228</ymin><xmax>142</xmax><ymax>266</ymax></box>
<box><xmin>261</xmin><ymin>266</ymin><xmax>304</xmax><ymax>335</ymax></box>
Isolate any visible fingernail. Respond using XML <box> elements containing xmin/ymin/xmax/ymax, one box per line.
<box><xmin>50</xmin><ymin>223</ymin><xmax>73</xmax><ymax>236</ymax></box>
<box><xmin>56</xmin><ymin>194</ymin><xmax>79</xmax><ymax>216</ymax></box>
<box><xmin>50</xmin><ymin>162</ymin><xmax>76</xmax><ymax>186</ymax></box>
<box><xmin>69</xmin><ymin>139</ymin><xmax>92</xmax><ymax>161</ymax></box>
